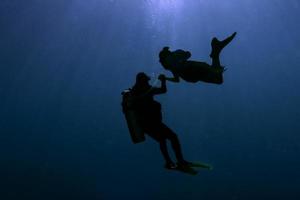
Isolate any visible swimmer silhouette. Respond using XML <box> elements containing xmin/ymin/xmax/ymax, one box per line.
<box><xmin>131</xmin><ymin>72</ymin><xmax>190</xmax><ymax>169</ymax></box>
<box><xmin>159</xmin><ymin>32</ymin><xmax>237</xmax><ymax>84</ymax></box>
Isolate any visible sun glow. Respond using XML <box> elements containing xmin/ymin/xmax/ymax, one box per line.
<box><xmin>145</xmin><ymin>0</ymin><xmax>183</xmax><ymax>11</ymax></box>
<box><xmin>157</xmin><ymin>0</ymin><xmax>183</xmax><ymax>9</ymax></box>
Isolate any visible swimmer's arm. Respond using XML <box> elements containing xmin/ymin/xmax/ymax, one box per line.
<box><xmin>165</xmin><ymin>72</ymin><xmax>180</xmax><ymax>83</ymax></box>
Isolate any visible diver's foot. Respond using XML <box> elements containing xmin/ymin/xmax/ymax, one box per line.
<box><xmin>231</xmin><ymin>32</ymin><xmax>237</xmax><ymax>38</ymax></box>
<box><xmin>164</xmin><ymin>162</ymin><xmax>176</xmax><ymax>169</ymax></box>
<box><xmin>176</xmin><ymin>160</ymin><xmax>193</xmax><ymax>168</ymax></box>
<box><xmin>210</xmin><ymin>32</ymin><xmax>237</xmax><ymax>58</ymax></box>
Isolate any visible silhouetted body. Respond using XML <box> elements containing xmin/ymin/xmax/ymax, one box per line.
<box><xmin>159</xmin><ymin>32</ymin><xmax>237</xmax><ymax>84</ymax></box>
<box><xmin>131</xmin><ymin>72</ymin><xmax>188</xmax><ymax>168</ymax></box>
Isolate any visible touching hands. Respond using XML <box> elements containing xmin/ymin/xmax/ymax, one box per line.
<box><xmin>158</xmin><ymin>74</ymin><xmax>166</xmax><ymax>81</ymax></box>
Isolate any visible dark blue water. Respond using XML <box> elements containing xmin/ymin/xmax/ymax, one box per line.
<box><xmin>1</xmin><ymin>0</ymin><xmax>300</xmax><ymax>199</ymax></box>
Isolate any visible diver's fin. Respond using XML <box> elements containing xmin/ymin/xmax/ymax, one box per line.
<box><xmin>186</xmin><ymin>162</ymin><xmax>213</xmax><ymax>170</ymax></box>
<box><xmin>165</xmin><ymin>164</ymin><xmax>198</xmax><ymax>175</ymax></box>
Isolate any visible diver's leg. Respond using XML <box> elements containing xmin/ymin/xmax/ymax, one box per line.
<box><xmin>144</xmin><ymin>124</ymin><xmax>175</xmax><ymax>168</ymax></box>
<box><xmin>160</xmin><ymin>123</ymin><xmax>187</xmax><ymax>164</ymax></box>
<box><xmin>211</xmin><ymin>54</ymin><xmax>221</xmax><ymax>67</ymax></box>
<box><xmin>159</xmin><ymin>139</ymin><xmax>175</xmax><ymax>168</ymax></box>
<box><xmin>210</xmin><ymin>32</ymin><xmax>237</xmax><ymax>67</ymax></box>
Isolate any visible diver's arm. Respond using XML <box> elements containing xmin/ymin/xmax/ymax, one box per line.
<box><xmin>165</xmin><ymin>72</ymin><xmax>180</xmax><ymax>83</ymax></box>
<box><xmin>151</xmin><ymin>74</ymin><xmax>167</xmax><ymax>95</ymax></box>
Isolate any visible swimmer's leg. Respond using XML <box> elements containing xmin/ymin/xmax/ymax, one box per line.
<box><xmin>210</xmin><ymin>32</ymin><xmax>237</xmax><ymax>67</ymax></box>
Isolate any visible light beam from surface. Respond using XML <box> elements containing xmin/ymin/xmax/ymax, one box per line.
<box><xmin>145</xmin><ymin>0</ymin><xmax>183</xmax><ymax>12</ymax></box>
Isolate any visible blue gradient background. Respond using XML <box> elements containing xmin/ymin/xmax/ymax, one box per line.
<box><xmin>1</xmin><ymin>0</ymin><xmax>300</xmax><ymax>199</ymax></box>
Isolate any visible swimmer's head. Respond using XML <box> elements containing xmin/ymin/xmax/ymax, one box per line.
<box><xmin>159</xmin><ymin>46</ymin><xmax>171</xmax><ymax>70</ymax></box>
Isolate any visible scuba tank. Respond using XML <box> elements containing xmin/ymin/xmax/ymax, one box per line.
<box><xmin>121</xmin><ymin>89</ymin><xmax>145</xmax><ymax>144</ymax></box>
<box><xmin>121</xmin><ymin>74</ymin><xmax>161</xmax><ymax>144</ymax></box>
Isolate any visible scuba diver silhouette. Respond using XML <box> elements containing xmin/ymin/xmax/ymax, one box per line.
<box><xmin>159</xmin><ymin>32</ymin><xmax>237</xmax><ymax>84</ymax></box>
<box><xmin>131</xmin><ymin>72</ymin><xmax>190</xmax><ymax>169</ymax></box>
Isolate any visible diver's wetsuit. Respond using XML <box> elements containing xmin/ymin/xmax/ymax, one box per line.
<box><xmin>132</xmin><ymin>78</ymin><xmax>185</xmax><ymax>165</ymax></box>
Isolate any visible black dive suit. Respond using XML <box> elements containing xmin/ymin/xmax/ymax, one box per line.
<box><xmin>131</xmin><ymin>78</ymin><xmax>185</xmax><ymax>165</ymax></box>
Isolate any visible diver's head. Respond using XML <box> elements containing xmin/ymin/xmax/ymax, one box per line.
<box><xmin>159</xmin><ymin>46</ymin><xmax>170</xmax><ymax>62</ymax></box>
<box><xmin>136</xmin><ymin>72</ymin><xmax>150</xmax><ymax>85</ymax></box>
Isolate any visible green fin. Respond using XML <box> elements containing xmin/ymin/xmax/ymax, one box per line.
<box><xmin>166</xmin><ymin>165</ymin><xmax>198</xmax><ymax>175</ymax></box>
<box><xmin>188</xmin><ymin>162</ymin><xmax>213</xmax><ymax>170</ymax></box>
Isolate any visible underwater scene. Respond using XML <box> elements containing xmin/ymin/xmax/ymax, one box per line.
<box><xmin>1</xmin><ymin>0</ymin><xmax>300</xmax><ymax>199</ymax></box>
